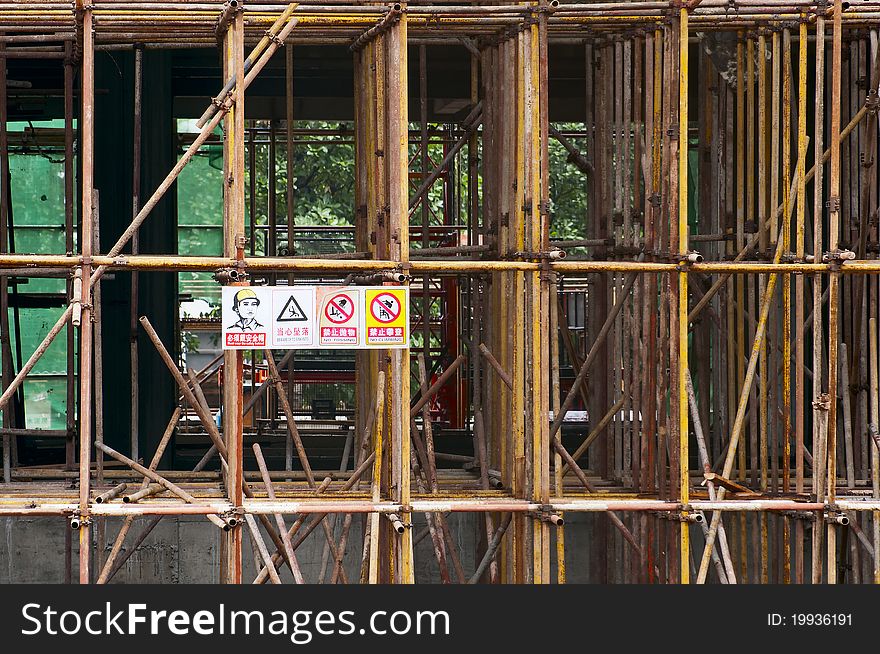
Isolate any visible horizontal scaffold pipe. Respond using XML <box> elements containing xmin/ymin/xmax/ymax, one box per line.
<box><xmin>5</xmin><ymin>498</ymin><xmax>880</xmax><ymax>517</ymax></box>
<box><xmin>7</xmin><ymin>254</ymin><xmax>880</xmax><ymax>274</ymax></box>
<box><xmin>8</xmin><ymin>3</ymin><xmax>880</xmax><ymax>35</ymax></box>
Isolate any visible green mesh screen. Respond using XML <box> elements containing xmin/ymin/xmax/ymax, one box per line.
<box><xmin>2</xmin><ymin>120</ymin><xmax>73</xmax><ymax>430</ymax></box>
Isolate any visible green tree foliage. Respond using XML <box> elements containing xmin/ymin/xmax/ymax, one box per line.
<box><xmin>177</xmin><ymin>120</ymin><xmax>357</xmax><ymax>304</ymax></box>
<box><xmin>548</xmin><ymin>122</ymin><xmax>590</xmax><ymax>241</ymax></box>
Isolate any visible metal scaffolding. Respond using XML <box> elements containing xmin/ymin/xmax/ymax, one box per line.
<box><xmin>1</xmin><ymin>0</ymin><xmax>880</xmax><ymax>584</ymax></box>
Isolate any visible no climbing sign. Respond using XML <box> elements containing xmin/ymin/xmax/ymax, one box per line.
<box><xmin>364</xmin><ymin>287</ymin><xmax>408</xmax><ymax>346</ymax></box>
<box><xmin>222</xmin><ymin>285</ymin><xmax>408</xmax><ymax>350</ymax></box>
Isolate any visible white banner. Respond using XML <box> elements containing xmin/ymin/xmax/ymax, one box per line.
<box><xmin>221</xmin><ymin>285</ymin><xmax>408</xmax><ymax>350</ymax></box>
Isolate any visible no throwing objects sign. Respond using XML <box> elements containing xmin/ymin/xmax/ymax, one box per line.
<box><xmin>318</xmin><ymin>287</ymin><xmax>360</xmax><ymax>346</ymax></box>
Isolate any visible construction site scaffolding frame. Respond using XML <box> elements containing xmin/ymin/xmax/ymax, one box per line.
<box><xmin>0</xmin><ymin>0</ymin><xmax>879</xmax><ymax>584</ymax></box>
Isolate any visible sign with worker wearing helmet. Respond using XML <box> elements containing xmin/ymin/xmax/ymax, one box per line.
<box><xmin>221</xmin><ymin>286</ymin><xmax>272</xmax><ymax>349</ymax></box>
<box><xmin>221</xmin><ymin>285</ymin><xmax>408</xmax><ymax>350</ymax></box>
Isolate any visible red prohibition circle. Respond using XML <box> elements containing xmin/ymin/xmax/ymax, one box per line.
<box><xmin>370</xmin><ymin>293</ymin><xmax>401</xmax><ymax>324</ymax></box>
<box><xmin>324</xmin><ymin>294</ymin><xmax>354</xmax><ymax>324</ymax></box>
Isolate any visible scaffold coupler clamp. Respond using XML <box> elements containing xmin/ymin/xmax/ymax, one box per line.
<box><xmin>394</xmin><ymin>262</ymin><xmax>412</xmax><ymax>282</ymax></box>
<box><xmin>653</xmin><ymin>509</ymin><xmax>696</xmax><ymax>522</ymax></box>
<box><xmin>215</xmin><ymin>1</ymin><xmax>243</xmax><ymax>42</ymax></box>
<box><xmin>675</xmin><ymin>0</ymin><xmax>702</xmax><ymax>13</ymax></box>
<box><xmin>821</xmin><ymin>246</ymin><xmax>854</xmax><ymax>271</ymax></box>
<box><xmin>535</xmin><ymin>1</ymin><xmax>560</xmax><ymax>16</ymax></box>
<box><xmin>865</xmin><ymin>89</ymin><xmax>880</xmax><ymax>116</ymax></box>
<box><xmin>385</xmin><ymin>511</ymin><xmax>410</xmax><ymax>534</ymax></box>
<box><xmin>204</xmin><ymin>91</ymin><xmax>236</xmax><ymax>129</ymax></box>
<box><xmin>345</xmin><ymin>270</ymin><xmax>406</xmax><ymax>285</ymax></box>
<box><xmin>540</xmin><ymin>261</ymin><xmax>557</xmax><ymax>284</ymax></box>
<box><xmin>213</xmin><ymin>267</ymin><xmax>248</xmax><ymax>285</ymax></box>
<box><xmin>221</xmin><ymin>506</ymin><xmax>245</xmax><ymax>529</ymax></box>
<box><xmin>350</xmin><ymin>4</ymin><xmax>403</xmax><ymax>52</ymax></box>
<box><xmin>69</xmin><ymin>510</ymin><xmax>91</xmax><ymax>531</ymax></box>
<box><xmin>824</xmin><ymin>507</ymin><xmax>849</xmax><ymax>526</ymax></box>
<box><xmin>530</xmin><ymin>504</ymin><xmax>564</xmax><ymax>526</ymax></box>
<box><xmin>266</xmin><ymin>29</ymin><xmax>286</xmax><ymax>47</ymax></box>
<box><xmin>677</xmin><ymin>250</ymin><xmax>703</xmax><ymax>270</ymax></box>
<box><xmin>71</xmin><ymin>268</ymin><xmax>84</xmax><ymax>326</ymax></box>
<box><xmin>780</xmin><ymin>509</ymin><xmax>816</xmax><ymax>521</ymax></box>
<box><xmin>545</xmin><ymin>247</ymin><xmax>567</xmax><ymax>261</ymax></box>
<box><xmin>675</xmin><ymin>506</ymin><xmax>704</xmax><ymax>524</ymax></box>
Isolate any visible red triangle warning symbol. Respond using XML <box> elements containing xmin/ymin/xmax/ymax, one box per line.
<box><xmin>277</xmin><ymin>295</ymin><xmax>308</xmax><ymax>322</ymax></box>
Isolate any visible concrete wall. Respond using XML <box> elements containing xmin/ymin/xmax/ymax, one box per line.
<box><xmin>2</xmin><ymin>514</ymin><xmax>723</xmax><ymax>583</ymax></box>
<box><xmin>1</xmin><ymin>513</ymin><xmax>482</xmax><ymax>584</ymax></box>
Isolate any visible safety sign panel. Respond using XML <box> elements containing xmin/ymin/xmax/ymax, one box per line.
<box><xmin>222</xmin><ymin>286</ymin><xmax>272</xmax><ymax>349</ymax></box>
<box><xmin>318</xmin><ymin>287</ymin><xmax>360</xmax><ymax>347</ymax></box>
<box><xmin>364</xmin><ymin>287</ymin><xmax>408</xmax><ymax>347</ymax></box>
<box><xmin>222</xmin><ymin>285</ymin><xmax>408</xmax><ymax>350</ymax></box>
<box><xmin>272</xmin><ymin>287</ymin><xmax>316</xmax><ymax>347</ymax></box>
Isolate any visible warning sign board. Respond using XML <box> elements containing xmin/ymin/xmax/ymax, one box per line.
<box><xmin>222</xmin><ymin>285</ymin><xmax>407</xmax><ymax>350</ymax></box>
<box><xmin>271</xmin><ymin>287</ymin><xmax>316</xmax><ymax>347</ymax></box>
<box><xmin>276</xmin><ymin>295</ymin><xmax>309</xmax><ymax>322</ymax></box>
<box><xmin>222</xmin><ymin>286</ymin><xmax>272</xmax><ymax>350</ymax></box>
<box><xmin>364</xmin><ymin>287</ymin><xmax>408</xmax><ymax>347</ymax></box>
<box><xmin>318</xmin><ymin>287</ymin><xmax>360</xmax><ymax>347</ymax></box>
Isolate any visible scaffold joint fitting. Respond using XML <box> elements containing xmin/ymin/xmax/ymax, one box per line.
<box><xmin>865</xmin><ymin>90</ymin><xmax>880</xmax><ymax>115</ymax></box>
<box><xmin>213</xmin><ymin>268</ymin><xmax>248</xmax><ymax>284</ymax></box>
